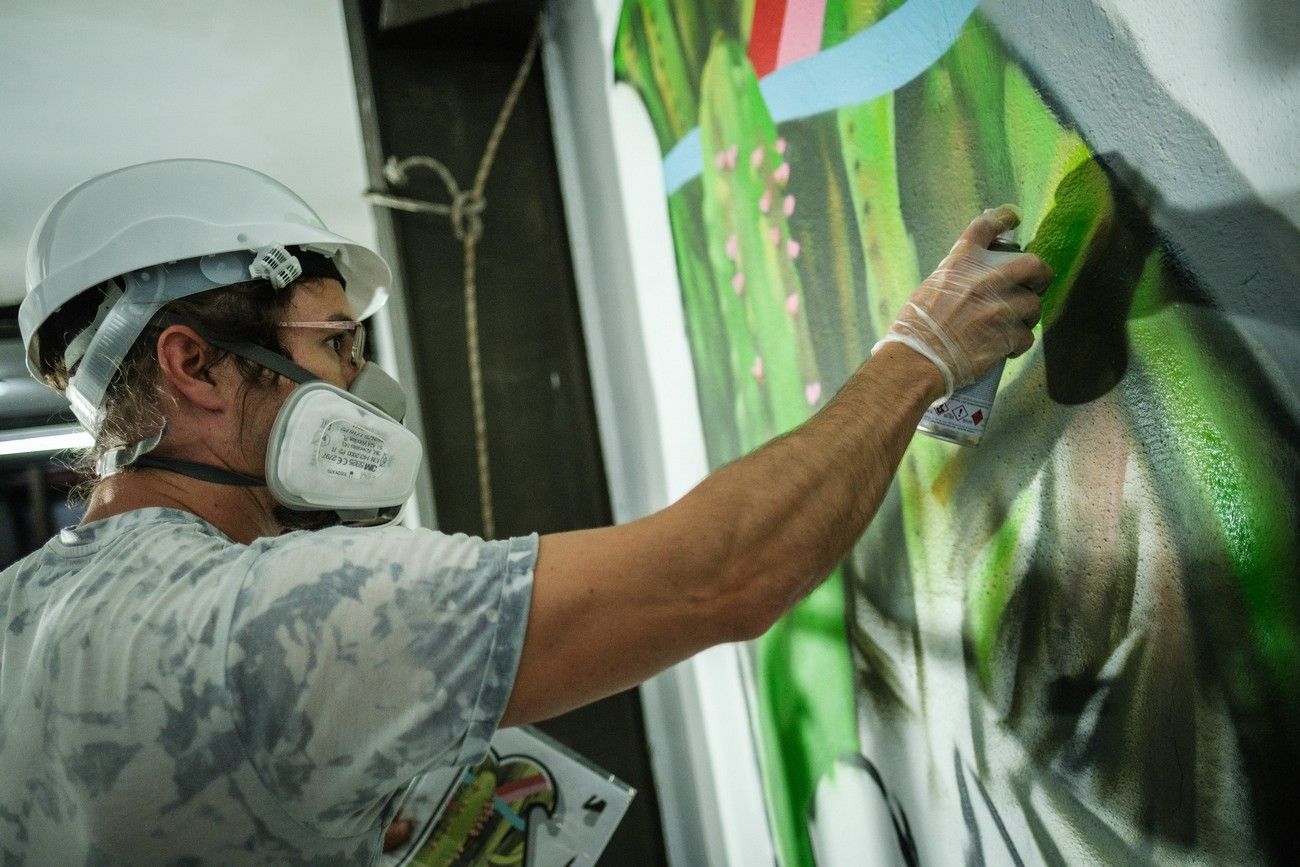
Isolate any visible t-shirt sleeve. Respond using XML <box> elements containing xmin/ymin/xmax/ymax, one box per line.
<box><xmin>221</xmin><ymin>525</ymin><xmax>537</xmax><ymax>836</ymax></box>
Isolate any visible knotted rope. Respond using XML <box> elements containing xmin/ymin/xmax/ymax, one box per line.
<box><xmin>366</xmin><ymin>21</ymin><xmax>541</xmax><ymax>540</ymax></box>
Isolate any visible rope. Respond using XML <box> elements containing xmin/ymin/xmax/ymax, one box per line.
<box><xmin>366</xmin><ymin>21</ymin><xmax>541</xmax><ymax>540</ymax></box>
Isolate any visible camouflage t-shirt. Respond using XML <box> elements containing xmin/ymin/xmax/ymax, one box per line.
<box><xmin>0</xmin><ymin>507</ymin><xmax>537</xmax><ymax>865</ymax></box>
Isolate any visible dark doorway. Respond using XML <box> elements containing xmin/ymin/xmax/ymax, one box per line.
<box><xmin>344</xmin><ymin>2</ymin><xmax>669</xmax><ymax>862</ymax></box>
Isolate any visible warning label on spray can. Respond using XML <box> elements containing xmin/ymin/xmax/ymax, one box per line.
<box><xmin>916</xmin><ymin>234</ymin><xmax>1023</xmax><ymax>447</ymax></box>
<box><xmin>917</xmin><ymin>359</ymin><xmax>1006</xmax><ymax>445</ymax></box>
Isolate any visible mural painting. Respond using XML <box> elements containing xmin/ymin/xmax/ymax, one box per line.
<box><xmin>613</xmin><ymin>0</ymin><xmax>1299</xmax><ymax>864</ymax></box>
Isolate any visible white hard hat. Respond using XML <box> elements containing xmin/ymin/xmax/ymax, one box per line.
<box><xmin>16</xmin><ymin>157</ymin><xmax>390</xmax><ymax>431</ymax></box>
<box><xmin>19</xmin><ymin>158</ymin><xmax>391</xmax><ymax>381</ymax></box>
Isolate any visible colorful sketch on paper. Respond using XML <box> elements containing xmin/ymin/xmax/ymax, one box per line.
<box><xmin>385</xmin><ymin>726</ymin><xmax>634</xmax><ymax>866</ymax></box>
<box><xmin>614</xmin><ymin>0</ymin><xmax>1299</xmax><ymax>864</ymax></box>
<box><xmin>409</xmin><ymin>753</ymin><xmax>555</xmax><ymax>866</ymax></box>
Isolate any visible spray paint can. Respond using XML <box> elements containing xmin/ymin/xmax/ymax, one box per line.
<box><xmin>916</xmin><ymin>235</ymin><xmax>1025</xmax><ymax>446</ymax></box>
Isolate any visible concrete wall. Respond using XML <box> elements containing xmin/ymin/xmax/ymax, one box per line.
<box><xmin>1103</xmin><ymin>0</ymin><xmax>1298</xmax><ymax>225</ymax></box>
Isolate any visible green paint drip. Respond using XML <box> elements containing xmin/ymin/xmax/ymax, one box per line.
<box><xmin>943</xmin><ymin>18</ymin><xmax>1014</xmax><ymax>206</ymax></box>
<box><xmin>670</xmin><ymin>189</ymin><xmax>743</xmax><ymax>463</ymax></box>
<box><xmin>1003</xmin><ymin>64</ymin><xmax>1086</xmax><ymax>240</ymax></box>
<box><xmin>615</xmin><ymin>0</ymin><xmax>700</xmax><ymax>147</ymax></box>
<box><xmin>822</xmin><ymin>0</ymin><xmax>901</xmax><ymax>50</ymax></box>
<box><xmin>838</xmin><ymin>95</ymin><xmax>919</xmax><ymax>338</ymax></box>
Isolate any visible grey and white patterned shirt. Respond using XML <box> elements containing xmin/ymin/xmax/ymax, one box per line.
<box><xmin>0</xmin><ymin>507</ymin><xmax>537</xmax><ymax>865</ymax></box>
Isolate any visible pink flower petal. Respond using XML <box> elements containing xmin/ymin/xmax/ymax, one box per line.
<box><xmin>725</xmin><ymin>144</ymin><xmax>738</xmax><ymax>169</ymax></box>
<box><xmin>774</xmin><ymin>162</ymin><xmax>790</xmax><ymax>185</ymax></box>
<box><xmin>732</xmin><ymin>272</ymin><xmax>745</xmax><ymax>294</ymax></box>
<box><xmin>750</xmin><ymin>145</ymin><xmax>765</xmax><ymax>168</ymax></box>
<box><xmin>714</xmin><ymin>150</ymin><xmax>727</xmax><ymax>170</ymax></box>
<box><xmin>751</xmin><ymin>355</ymin><xmax>765</xmax><ymax>382</ymax></box>
<box><xmin>769</xmin><ymin>226</ymin><xmax>781</xmax><ymax>246</ymax></box>
<box><xmin>805</xmin><ymin>382</ymin><xmax>822</xmax><ymax>405</ymax></box>
<box><xmin>759</xmin><ymin>190</ymin><xmax>772</xmax><ymax>214</ymax></box>
<box><xmin>725</xmin><ymin>234</ymin><xmax>738</xmax><ymax>261</ymax></box>
<box><xmin>775</xmin><ymin>137</ymin><xmax>787</xmax><ymax>154</ymax></box>
<box><xmin>785</xmin><ymin>292</ymin><xmax>800</xmax><ymax>315</ymax></box>
<box><xmin>787</xmin><ymin>239</ymin><xmax>801</xmax><ymax>259</ymax></box>
<box><xmin>783</xmin><ymin>194</ymin><xmax>795</xmax><ymax>216</ymax></box>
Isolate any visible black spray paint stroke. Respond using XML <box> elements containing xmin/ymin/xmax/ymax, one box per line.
<box><xmin>982</xmin><ymin>0</ymin><xmax>1300</xmax><ymax>420</ymax></box>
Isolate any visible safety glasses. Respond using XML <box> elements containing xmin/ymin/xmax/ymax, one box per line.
<box><xmin>278</xmin><ymin>320</ymin><xmax>367</xmax><ymax>366</ymax></box>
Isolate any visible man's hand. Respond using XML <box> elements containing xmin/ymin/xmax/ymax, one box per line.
<box><xmin>876</xmin><ymin>207</ymin><xmax>1053</xmax><ymax>397</ymax></box>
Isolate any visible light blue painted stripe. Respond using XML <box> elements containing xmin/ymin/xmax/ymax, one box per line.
<box><xmin>762</xmin><ymin>0</ymin><xmax>979</xmax><ymax>124</ymax></box>
<box><xmin>659</xmin><ymin>0</ymin><xmax>980</xmax><ymax>195</ymax></box>
<box><xmin>661</xmin><ymin>127</ymin><xmax>703</xmax><ymax>198</ymax></box>
<box><xmin>493</xmin><ymin>795</ymin><xmax>528</xmax><ymax>831</ymax></box>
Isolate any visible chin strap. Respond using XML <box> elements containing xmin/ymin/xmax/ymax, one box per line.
<box><xmin>98</xmin><ymin>428</ymin><xmax>265</xmax><ymax>487</ymax></box>
<box><xmin>95</xmin><ymin>401</ymin><xmax>266</xmax><ymax>488</ymax></box>
<box><xmin>132</xmin><ymin>456</ymin><xmax>265</xmax><ymax>487</ymax></box>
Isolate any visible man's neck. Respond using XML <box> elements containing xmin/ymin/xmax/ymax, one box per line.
<box><xmin>81</xmin><ymin>469</ymin><xmax>281</xmax><ymax>544</ymax></box>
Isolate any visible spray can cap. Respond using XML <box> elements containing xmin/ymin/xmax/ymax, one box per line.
<box><xmin>988</xmin><ymin>231</ymin><xmax>1021</xmax><ymax>253</ymax></box>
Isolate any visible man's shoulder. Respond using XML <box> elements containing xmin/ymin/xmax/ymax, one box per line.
<box><xmin>1</xmin><ymin>509</ymin><xmax>251</xmax><ymax>650</ymax></box>
<box><xmin>254</xmin><ymin>523</ymin><xmax>491</xmax><ymax>562</ymax></box>
<box><xmin>241</xmin><ymin>525</ymin><xmax>538</xmax><ymax>599</ymax></box>
<box><xmin>6</xmin><ymin>507</ymin><xmax>244</xmax><ymax>591</ymax></box>
<box><xmin>74</xmin><ymin>507</ymin><xmax>240</xmax><ymax>557</ymax></box>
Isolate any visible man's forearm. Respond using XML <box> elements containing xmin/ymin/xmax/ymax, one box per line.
<box><xmin>511</xmin><ymin>340</ymin><xmax>944</xmax><ymax>724</ymax></box>
<box><xmin>684</xmin><ymin>342</ymin><xmax>944</xmax><ymax>631</ymax></box>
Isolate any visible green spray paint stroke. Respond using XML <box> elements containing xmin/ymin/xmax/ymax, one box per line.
<box><xmin>616</xmin><ymin>1</ymin><xmax>1299</xmax><ymax>864</ymax></box>
<box><xmin>697</xmin><ymin>36</ymin><xmax>857</xmax><ymax>867</ymax></box>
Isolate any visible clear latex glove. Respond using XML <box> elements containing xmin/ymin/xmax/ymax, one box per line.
<box><xmin>873</xmin><ymin>206</ymin><xmax>1053</xmax><ymax>398</ymax></box>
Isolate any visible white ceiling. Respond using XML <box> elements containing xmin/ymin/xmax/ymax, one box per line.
<box><xmin>0</xmin><ymin>1</ymin><xmax>380</xmax><ymax>307</ymax></box>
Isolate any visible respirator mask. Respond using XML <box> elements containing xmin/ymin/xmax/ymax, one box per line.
<box><xmin>177</xmin><ymin>321</ymin><xmax>423</xmax><ymax>527</ymax></box>
<box><xmin>80</xmin><ymin>247</ymin><xmax>422</xmax><ymax>528</ymax></box>
<box><xmin>266</xmin><ymin>368</ymin><xmax>423</xmax><ymax>525</ymax></box>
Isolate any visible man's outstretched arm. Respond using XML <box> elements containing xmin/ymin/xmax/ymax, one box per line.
<box><xmin>502</xmin><ymin>209</ymin><xmax>1050</xmax><ymax>726</ymax></box>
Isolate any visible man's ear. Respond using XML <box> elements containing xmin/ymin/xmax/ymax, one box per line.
<box><xmin>155</xmin><ymin>325</ymin><xmax>231</xmax><ymax>413</ymax></box>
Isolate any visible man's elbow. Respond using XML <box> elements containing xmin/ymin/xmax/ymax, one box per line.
<box><xmin>709</xmin><ymin>560</ymin><xmax>799</xmax><ymax>643</ymax></box>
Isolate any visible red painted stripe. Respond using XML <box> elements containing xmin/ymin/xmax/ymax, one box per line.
<box><xmin>747</xmin><ymin>0</ymin><xmax>789</xmax><ymax>79</ymax></box>
<box><xmin>495</xmin><ymin>774</ymin><xmax>550</xmax><ymax>801</ymax></box>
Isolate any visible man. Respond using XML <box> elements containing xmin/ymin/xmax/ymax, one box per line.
<box><xmin>0</xmin><ymin>159</ymin><xmax>1049</xmax><ymax>863</ymax></box>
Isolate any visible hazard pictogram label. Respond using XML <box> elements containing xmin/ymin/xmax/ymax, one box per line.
<box><xmin>971</xmin><ymin>410</ymin><xmax>984</xmax><ymax>425</ymax></box>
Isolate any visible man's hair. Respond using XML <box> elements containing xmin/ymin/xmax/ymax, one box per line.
<box><xmin>37</xmin><ymin>278</ymin><xmax>296</xmax><ymax>491</ymax></box>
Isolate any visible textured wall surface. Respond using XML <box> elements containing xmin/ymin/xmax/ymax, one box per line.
<box><xmin>613</xmin><ymin>0</ymin><xmax>1299</xmax><ymax>864</ymax></box>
